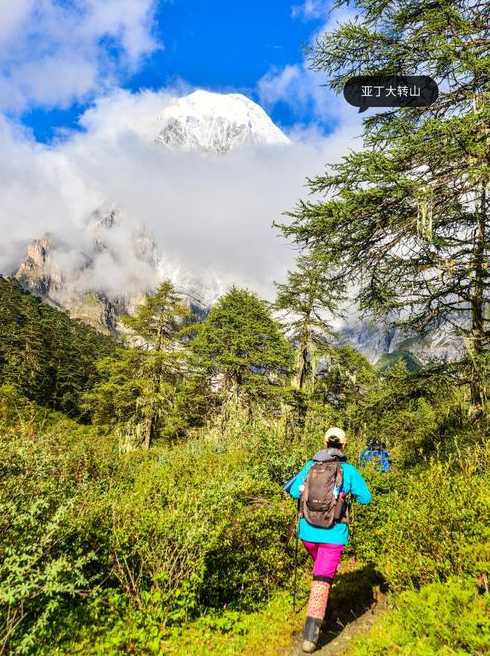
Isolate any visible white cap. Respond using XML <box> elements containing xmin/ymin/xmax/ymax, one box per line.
<box><xmin>325</xmin><ymin>426</ymin><xmax>347</xmax><ymax>446</ymax></box>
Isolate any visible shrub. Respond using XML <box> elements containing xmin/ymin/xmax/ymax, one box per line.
<box><xmin>352</xmin><ymin>460</ymin><xmax>490</xmax><ymax>592</ymax></box>
<box><xmin>346</xmin><ymin>577</ymin><xmax>490</xmax><ymax>656</ymax></box>
<box><xmin>0</xmin><ymin>402</ymin><xmax>301</xmax><ymax>653</ymax></box>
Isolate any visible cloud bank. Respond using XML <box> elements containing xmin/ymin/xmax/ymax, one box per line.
<box><xmin>0</xmin><ymin>0</ymin><xmax>158</xmax><ymax>112</ymax></box>
<box><xmin>0</xmin><ymin>0</ymin><xmax>363</xmax><ymax>303</ymax></box>
<box><xmin>0</xmin><ymin>86</ymin><xmax>361</xmax><ymax>302</ymax></box>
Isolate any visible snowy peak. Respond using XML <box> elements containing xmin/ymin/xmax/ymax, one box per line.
<box><xmin>156</xmin><ymin>90</ymin><xmax>290</xmax><ymax>153</ymax></box>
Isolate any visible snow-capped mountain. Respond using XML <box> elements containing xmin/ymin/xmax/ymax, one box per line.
<box><xmin>156</xmin><ymin>90</ymin><xmax>290</xmax><ymax>152</ymax></box>
<box><xmin>10</xmin><ymin>88</ymin><xmax>462</xmax><ymax>362</ymax></box>
<box><xmin>13</xmin><ymin>90</ymin><xmax>289</xmax><ymax>331</ymax></box>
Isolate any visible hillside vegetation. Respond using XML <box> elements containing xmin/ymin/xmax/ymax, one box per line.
<box><xmin>0</xmin><ymin>275</ymin><xmax>489</xmax><ymax>655</ymax></box>
<box><xmin>1</xmin><ymin>0</ymin><xmax>489</xmax><ymax>651</ymax></box>
<box><xmin>0</xmin><ymin>278</ymin><xmax>115</xmax><ymax>419</ymax></box>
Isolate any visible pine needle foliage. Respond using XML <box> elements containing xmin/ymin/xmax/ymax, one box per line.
<box><xmin>274</xmin><ymin>251</ymin><xmax>346</xmax><ymax>390</ymax></box>
<box><xmin>279</xmin><ymin>0</ymin><xmax>490</xmax><ymax>409</ymax></box>
<box><xmin>85</xmin><ymin>281</ymin><xmax>196</xmax><ymax>447</ymax></box>
<box><xmin>191</xmin><ymin>287</ymin><xmax>294</xmax><ymax>401</ymax></box>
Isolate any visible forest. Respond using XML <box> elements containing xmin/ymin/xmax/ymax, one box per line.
<box><xmin>1</xmin><ymin>0</ymin><xmax>489</xmax><ymax>654</ymax></box>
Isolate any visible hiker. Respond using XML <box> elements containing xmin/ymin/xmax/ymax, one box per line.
<box><xmin>288</xmin><ymin>427</ymin><xmax>371</xmax><ymax>654</ymax></box>
<box><xmin>360</xmin><ymin>439</ymin><xmax>391</xmax><ymax>472</ymax></box>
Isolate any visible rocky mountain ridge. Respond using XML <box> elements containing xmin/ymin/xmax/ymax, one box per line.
<box><xmin>15</xmin><ymin>228</ymin><xmax>137</xmax><ymax>334</ymax></box>
<box><xmin>13</xmin><ymin>228</ymin><xmax>462</xmax><ymax>363</ymax></box>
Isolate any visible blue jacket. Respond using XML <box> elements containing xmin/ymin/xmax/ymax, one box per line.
<box><xmin>360</xmin><ymin>448</ymin><xmax>391</xmax><ymax>472</ymax></box>
<box><xmin>288</xmin><ymin>453</ymin><xmax>372</xmax><ymax>545</ymax></box>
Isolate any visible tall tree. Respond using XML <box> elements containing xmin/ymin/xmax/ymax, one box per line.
<box><xmin>192</xmin><ymin>287</ymin><xmax>293</xmax><ymax>401</ymax></box>
<box><xmin>279</xmin><ymin>0</ymin><xmax>490</xmax><ymax>410</ymax></box>
<box><xmin>313</xmin><ymin>344</ymin><xmax>377</xmax><ymax>411</ymax></box>
<box><xmin>275</xmin><ymin>251</ymin><xmax>345</xmax><ymax>390</ymax></box>
<box><xmin>86</xmin><ymin>281</ymin><xmax>190</xmax><ymax>447</ymax></box>
<box><xmin>123</xmin><ymin>281</ymin><xmax>190</xmax><ymax>447</ymax></box>
<box><xmin>123</xmin><ymin>281</ymin><xmax>189</xmax><ymax>350</ymax></box>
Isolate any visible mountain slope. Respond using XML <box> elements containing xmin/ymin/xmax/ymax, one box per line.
<box><xmin>0</xmin><ymin>277</ymin><xmax>116</xmax><ymax>416</ymax></box>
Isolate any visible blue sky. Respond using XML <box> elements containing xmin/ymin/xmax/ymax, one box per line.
<box><xmin>13</xmin><ymin>0</ymin><xmax>331</xmax><ymax>143</ymax></box>
<box><xmin>0</xmin><ymin>0</ymin><xmax>360</xmax><ymax>300</ymax></box>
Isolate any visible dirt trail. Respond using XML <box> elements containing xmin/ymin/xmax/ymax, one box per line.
<box><xmin>289</xmin><ymin>597</ymin><xmax>387</xmax><ymax>656</ymax></box>
<box><xmin>289</xmin><ymin>564</ymin><xmax>388</xmax><ymax>656</ymax></box>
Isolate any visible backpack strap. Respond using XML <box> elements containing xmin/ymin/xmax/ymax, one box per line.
<box><xmin>335</xmin><ymin>462</ymin><xmax>343</xmax><ymax>490</ymax></box>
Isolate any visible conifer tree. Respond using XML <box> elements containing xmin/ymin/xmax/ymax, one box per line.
<box><xmin>275</xmin><ymin>252</ymin><xmax>345</xmax><ymax>390</ymax></box>
<box><xmin>116</xmin><ymin>281</ymin><xmax>190</xmax><ymax>447</ymax></box>
<box><xmin>280</xmin><ymin>0</ymin><xmax>490</xmax><ymax>410</ymax></box>
<box><xmin>192</xmin><ymin>287</ymin><xmax>293</xmax><ymax>400</ymax></box>
<box><xmin>123</xmin><ymin>281</ymin><xmax>188</xmax><ymax>350</ymax></box>
<box><xmin>313</xmin><ymin>345</ymin><xmax>377</xmax><ymax>410</ymax></box>
<box><xmin>85</xmin><ymin>281</ymin><xmax>215</xmax><ymax>444</ymax></box>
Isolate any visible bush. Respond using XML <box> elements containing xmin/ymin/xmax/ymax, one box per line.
<box><xmin>0</xmin><ymin>401</ymin><xmax>301</xmax><ymax>653</ymax></box>
<box><xmin>0</xmin><ymin>497</ymin><xmax>96</xmax><ymax>655</ymax></box>
<box><xmin>352</xmin><ymin>458</ymin><xmax>490</xmax><ymax>592</ymax></box>
<box><xmin>2</xmin><ymin>386</ymin><xmax>489</xmax><ymax>654</ymax></box>
<box><xmin>347</xmin><ymin>577</ymin><xmax>490</xmax><ymax>656</ymax></box>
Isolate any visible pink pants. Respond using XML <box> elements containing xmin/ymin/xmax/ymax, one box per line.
<box><xmin>303</xmin><ymin>541</ymin><xmax>344</xmax><ymax>582</ymax></box>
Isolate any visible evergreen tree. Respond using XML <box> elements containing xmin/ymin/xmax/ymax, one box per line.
<box><xmin>313</xmin><ymin>345</ymin><xmax>377</xmax><ymax>411</ymax></box>
<box><xmin>279</xmin><ymin>0</ymin><xmax>490</xmax><ymax>411</ymax></box>
<box><xmin>275</xmin><ymin>251</ymin><xmax>345</xmax><ymax>390</ymax></box>
<box><xmin>123</xmin><ymin>280</ymin><xmax>188</xmax><ymax>350</ymax></box>
<box><xmin>86</xmin><ymin>281</ymin><xmax>191</xmax><ymax>447</ymax></box>
<box><xmin>192</xmin><ymin>287</ymin><xmax>293</xmax><ymax>401</ymax></box>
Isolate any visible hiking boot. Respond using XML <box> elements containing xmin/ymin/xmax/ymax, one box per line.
<box><xmin>302</xmin><ymin>616</ymin><xmax>321</xmax><ymax>653</ymax></box>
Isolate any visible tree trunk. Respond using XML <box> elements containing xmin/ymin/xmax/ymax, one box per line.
<box><xmin>298</xmin><ymin>344</ymin><xmax>309</xmax><ymax>390</ymax></box>
<box><xmin>468</xmin><ymin>185</ymin><xmax>487</xmax><ymax>411</ymax></box>
<box><xmin>297</xmin><ymin>323</ymin><xmax>311</xmax><ymax>390</ymax></box>
<box><xmin>144</xmin><ymin>318</ymin><xmax>165</xmax><ymax>449</ymax></box>
<box><xmin>142</xmin><ymin>414</ymin><xmax>154</xmax><ymax>449</ymax></box>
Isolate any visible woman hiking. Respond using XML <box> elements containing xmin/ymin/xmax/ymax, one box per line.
<box><xmin>288</xmin><ymin>427</ymin><xmax>371</xmax><ymax>653</ymax></box>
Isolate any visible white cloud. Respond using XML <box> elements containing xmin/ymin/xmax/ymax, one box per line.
<box><xmin>0</xmin><ymin>88</ymin><xmax>360</xmax><ymax>302</ymax></box>
<box><xmin>259</xmin><ymin>4</ymin><xmax>360</xmax><ymax>128</ymax></box>
<box><xmin>0</xmin><ymin>0</ymin><xmax>364</xmax><ymax>303</ymax></box>
<box><xmin>77</xmin><ymin>84</ymin><xmax>190</xmax><ymax>141</ymax></box>
<box><xmin>291</xmin><ymin>0</ymin><xmax>330</xmax><ymax>20</ymax></box>
<box><xmin>258</xmin><ymin>64</ymin><xmax>303</xmax><ymax>106</ymax></box>
<box><xmin>258</xmin><ymin>65</ymin><xmax>343</xmax><ymax>123</ymax></box>
<box><xmin>0</xmin><ymin>0</ymin><xmax>158</xmax><ymax>112</ymax></box>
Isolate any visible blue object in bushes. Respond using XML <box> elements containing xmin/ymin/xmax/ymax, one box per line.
<box><xmin>360</xmin><ymin>442</ymin><xmax>391</xmax><ymax>472</ymax></box>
